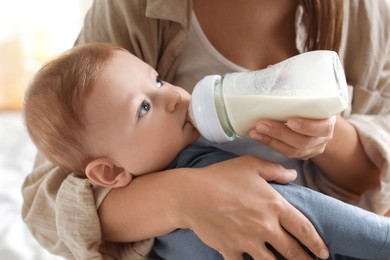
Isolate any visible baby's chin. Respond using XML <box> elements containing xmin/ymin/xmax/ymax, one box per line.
<box><xmin>183</xmin><ymin>121</ymin><xmax>201</xmax><ymax>145</ymax></box>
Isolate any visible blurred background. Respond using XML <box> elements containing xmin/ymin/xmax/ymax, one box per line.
<box><xmin>0</xmin><ymin>0</ymin><xmax>93</xmax><ymax>110</ymax></box>
<box><xmin>0</xmin><ymin>1</ymin><xmax>93</xmax><ymax>259</ymax></box>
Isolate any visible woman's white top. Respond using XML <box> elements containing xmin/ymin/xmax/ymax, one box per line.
<box><xmin>173</xmin><ymin>12</ymin><xmax>304</xmax><ymax>183</ymax></box>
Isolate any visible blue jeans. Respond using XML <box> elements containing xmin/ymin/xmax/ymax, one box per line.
<box><xmin>153</xmin><ymin>183</ymin><xmax>390</xmax><ymax>260</ymax></box>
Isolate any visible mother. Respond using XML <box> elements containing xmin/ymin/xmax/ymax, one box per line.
<box><xmin>22</xmin><ymin>0</ymin><xmax>390</xmax><ymax>259</ymax></box>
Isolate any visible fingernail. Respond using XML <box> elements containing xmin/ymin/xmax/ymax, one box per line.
<box><xmin>320</xmin><ymin>249</ymin><xmax>329</xmax><ymax>259</ymax></box>
<box><xmin>287</xmin><ymin>119</ymin><xmax>301</xmax><ymax>130</ymax></box>
<box><xmin>330</xmin><ymin>115</ymin><xmax>337</xmax><ymax>124</ymax></box>
<box><xmin>252</xmin><ymin>133</ymin><xmax>271</xmax><ymax>144</ymax></box>
<box><xmin>287</xmin><ymin>169</ymin><xmax>297</xmax><ymax>175</ymax></box>
<box><xmin>256</xmin><ymin>123</ymin><xmax>271</xmax><ymax>133</ymax></box>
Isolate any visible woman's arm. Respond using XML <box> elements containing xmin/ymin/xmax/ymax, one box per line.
<box><xmin>311</xmin><ymin>116</ymin><xmax>380</xmax><ymax>194</ymax></box>
<box><xmin>99</xmin><ymin>155</ymin><xmax>329</xmax><ymax>260</ymax></box>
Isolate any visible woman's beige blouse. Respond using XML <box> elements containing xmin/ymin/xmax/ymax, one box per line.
<box><xmin>21</xmin><ymin>0</ymin><xmax>390</xmax><ymax>259</ymax></box>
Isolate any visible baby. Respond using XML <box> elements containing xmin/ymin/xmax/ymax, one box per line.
<box><xmin>24</xmin><ymin>42</ymin><xmax>390</xmax><ymax>260</ymax></box>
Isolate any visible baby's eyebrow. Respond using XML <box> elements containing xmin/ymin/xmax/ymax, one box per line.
<box><xmin>125</xmin><ymin>91</ymin><xmax>138</xmax><ymax>126</ymax></box>
<box><xmin>148</xmin><ymin>66</ymin><xmax>158</xmax><ymax>79</ymax></box>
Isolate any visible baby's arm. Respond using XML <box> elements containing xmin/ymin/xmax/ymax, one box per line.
<box><xmin>154</xmin><ymin>176</ymin><xmax>390</xmax><ymax>260</ymax></box>
<box><xmin>154</xmin><ymin>143</ymin><xmax>390</xmax><ymax>260</ymax></box>
<box><xmin>271</xmin><ymin>182</ymin><xmax>390</xmax><ymax>259</ymax></box>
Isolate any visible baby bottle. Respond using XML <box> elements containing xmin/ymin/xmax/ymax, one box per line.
<box><xmin>189</xmin><ymin>50</ymin><xmax>349</xmax><ymax>143</ymax></box>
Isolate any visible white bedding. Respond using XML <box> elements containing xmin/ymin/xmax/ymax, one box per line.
<box><xmin>0</xmin><ymin>112</ymin><xmax>63</xmax><ymax>260</ymax></box>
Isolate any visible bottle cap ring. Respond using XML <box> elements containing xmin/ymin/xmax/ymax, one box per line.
<box><xmin>190</xmin><ymin>75</ymin><xmax>234</xmax><ymax>143</ymax></box>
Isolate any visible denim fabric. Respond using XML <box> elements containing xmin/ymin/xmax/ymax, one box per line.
<box><xmin>154</xmin><ymin>143</ymin><xmax>390</xmax><ymax>260</ymax></box>
<box><xmin>154</xmin><ymin>183</ymin><xmax>390</xmax><ymax>260</ymax></box>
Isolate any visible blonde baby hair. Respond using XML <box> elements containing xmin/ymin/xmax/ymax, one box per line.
<box><xmin>24</xmin><ymin>42</ymin><xmax>124</xmax><ymax>175</ymax></box>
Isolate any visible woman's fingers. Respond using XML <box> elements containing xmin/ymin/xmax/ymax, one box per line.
<box><xmin>249</xmin><ymin>116</ymin><xmax>336</xmax><ymax>159</ymax></box>
<box><xmin>247</xmin><ymin>244</ymin><xmax>277</xmax><ymax>260</ymax></box>
<box><xmin>280</xmin><ymin>204</ymin><xmax>330</xmax><ymax>259</ymax></box>
<box><xmin>219</xmin><ymin>250</ymin><xmax>244</xmax><ymax>260</ymax></box>
<box><xmin>264</xmin><ymin>227</ymin><xmax>313</xmax><ymax>260</ymax></box>
<box><xmin>286</xmin><ymin>116</ymin><xmax>336</xmax><ymax>137</ymax></box>
<box><xmin>242</xmin><ymin>155</ymin><xmax>297</xmax><ymax>184</ymax></box>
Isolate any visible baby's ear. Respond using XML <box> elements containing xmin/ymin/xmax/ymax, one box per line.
<box><xmin>85</xmin><ymin>158</ymin><xmax>132</xmax><ymax>188</ymax></box>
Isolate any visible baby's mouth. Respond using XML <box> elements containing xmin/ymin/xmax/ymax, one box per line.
<box><xmin>186</xmin><ymin>106</ymin><xmax>196</xmax><ymax>127</ymax></box>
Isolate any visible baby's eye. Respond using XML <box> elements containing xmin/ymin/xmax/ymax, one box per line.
<box><xmin>156</xmin><ymin>78</ymin><xmax>163</xmax><ymax>88</ymax></box>
<box><xmin>139</xmin><ymin>101</ymin><xmax>150</xmax><ymax>117</ymax></box>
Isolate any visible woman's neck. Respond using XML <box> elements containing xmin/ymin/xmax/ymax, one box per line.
<box><xmin>193</xmin><ymin>0</ymin><xmax>299</xmax><ymax>70</ymax></box>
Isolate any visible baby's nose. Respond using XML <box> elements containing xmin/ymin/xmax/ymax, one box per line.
<box><xmin>165</xmin><ymin>90</ymin><xmax>182</xmax><ymax>112</ymax></box>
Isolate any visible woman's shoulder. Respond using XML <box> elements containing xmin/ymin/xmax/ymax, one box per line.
<box><xmin>340</xmin><ymin>0</ymin><xmax>390</xmax><ymax>66</ymax></box>
<box><xmin>345</xmin><ymin>0</ymin><xmax>390</xmax><ymax>25</ymax></box>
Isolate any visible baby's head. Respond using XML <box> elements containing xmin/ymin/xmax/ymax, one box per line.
<box><xmin>24</xmin><ymin>43</ymin><xmax>117</xmax><ymax>175</ymax></box>
<box><xmin>24</xmin><ymin>43</ymin><xmax>199</xmax><ymax>187</ymax></box>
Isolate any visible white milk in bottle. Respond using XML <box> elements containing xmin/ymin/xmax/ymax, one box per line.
<box><xmin>189</xmin><ymin>50</ymin><xmax>349</xmax><ymax>143</ymax></box>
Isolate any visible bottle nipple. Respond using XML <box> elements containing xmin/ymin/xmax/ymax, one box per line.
<box><xmin>187</xmin><ymin>104</ymin><xmax>196</xmax><ymax>128</ymax></box>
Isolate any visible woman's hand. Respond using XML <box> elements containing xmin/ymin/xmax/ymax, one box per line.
<box><xmin>173</xmin><ymin>156</ymin><xmax>329</xmax><ymax>260</ymax></box>
<box><xmin>249</xmin><ymin>116</ymin><xmax>336</xmax><ymax>160</ymax></box>
<box><xmin>248</xmin><ymin>114</ymin><xmax>380</xmax><ymax>194</ymax></box>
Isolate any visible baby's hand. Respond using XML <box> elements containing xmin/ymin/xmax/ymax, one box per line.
<box><xmin>249</xmin><ymin>115</ymin><xmax>336</xmax><ymax>160</ymax></box>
